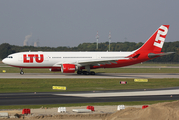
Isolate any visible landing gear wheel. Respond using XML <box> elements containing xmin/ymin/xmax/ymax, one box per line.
<box><xmin>82</xmin><ymin>71</ymin><xmax>87</xmax><ymax>75</ymax></box>
<box><xmin>77</xmin><ymin>71</ymin><xmax>82</xmax><ymax>75</ymax></box>
<box><xmin>82</xmin><ymin>71</ymin><xmax>90</xmax><ymax>75</ymax></box>
<box><xmin>90</xmin><ymin>71</ymin><xmax>95</xmax><ymax>75</ymax></box>
<box><xmin>20</xmin><ymin>71</ymin><xmax>24</xmax><ymax>75</ymax></box>
<box><xmin>77</xmin><ymin>71</ymin><xmax>96</xmax><ymax>75</ymax></box>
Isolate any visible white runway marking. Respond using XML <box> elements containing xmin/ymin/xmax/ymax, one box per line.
<box><xmin>54</xmin><ymin>89</ymin><xmax>179</xmax><ymax>97</ymax></box>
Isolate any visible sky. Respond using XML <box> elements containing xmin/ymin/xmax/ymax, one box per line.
<box><xmin>0</xmin><ymin>0</ymin><xmax>179</xmax><ymax>47</ymax></box>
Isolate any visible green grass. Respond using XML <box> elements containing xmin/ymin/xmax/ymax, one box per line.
<box><xmin>0</xmin><ymin>100</ymin><xmax>176</xmax><ymax>109</ymax></box>
<box><xmin>0</xmin><ymin>78</ymin><xmax>179</xmax><ymax>93</ymax></box>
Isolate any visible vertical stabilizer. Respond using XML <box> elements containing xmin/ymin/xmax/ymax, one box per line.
<box><xmin>135</xmin><ymin>25</ymin><xmax>169</xmax><ymax>52</ymax></box>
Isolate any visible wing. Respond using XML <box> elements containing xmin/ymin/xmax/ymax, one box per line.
<box><xmin>52</xmin><ymin>57</ymin><xmax>129</xmax><ymax>67</ymax></box>
<box><xmin>76</xmin><ymin>58</ymin><xmax>129</xmax><ymax>66</ymax></box>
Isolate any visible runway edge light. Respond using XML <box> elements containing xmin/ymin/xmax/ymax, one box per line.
<box><xmin>52</xmin><ymin>86</ymin><xmax>66</xmax><ymax>90</ymax></box>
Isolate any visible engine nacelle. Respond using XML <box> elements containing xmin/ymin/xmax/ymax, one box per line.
<box><xmin>61</xmin><ymin>64</ymin><xmax>76</xmax><ymax>73</ymax></box>
<box><xmin>49</xmin><ymin>68</ymin><xmax>61</xmax><ymax>72</ymax></box>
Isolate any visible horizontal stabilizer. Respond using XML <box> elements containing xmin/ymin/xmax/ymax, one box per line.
<box><xmin>148</xmin><ymin>52</ymin><xmax>175</xmax><ymax>58</ymax></box>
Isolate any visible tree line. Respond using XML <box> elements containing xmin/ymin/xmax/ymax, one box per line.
<box><xmin>0</xmin><ymin>41</ymin><xmax>179</xmax><ymax>62</ymax></box>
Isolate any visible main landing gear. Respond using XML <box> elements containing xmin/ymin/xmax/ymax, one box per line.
<box><xmin>20</xmin><ymin>68</ymin><xmax>24</xmax><ymax>75</ymax></box>
<box><xmin>77</xmin><ymin>66</ymin><xmax>95</xmax><ymax>75</ymax></box>
<box><xmin>77</xmin><ymin>71</ymin><xmax>95</xmax><ymax>75</ymax></box>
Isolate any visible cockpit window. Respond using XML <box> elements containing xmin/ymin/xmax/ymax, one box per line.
<box><xmin>7</xmin><ymin>56</ymin><xmax>13</xmax><ymax>58</ymax></box>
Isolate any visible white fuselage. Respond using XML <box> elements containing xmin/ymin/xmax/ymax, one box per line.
<box><xmin>3</xmin><ymin>51</ymin><xmax>134</xmax><ymax>68</ymax></box>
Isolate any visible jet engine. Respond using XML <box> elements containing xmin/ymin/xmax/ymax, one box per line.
<box><xmin>61</xmin><ymin>64</ymin><xmax>76</xmax><ymax>73</ymax></box>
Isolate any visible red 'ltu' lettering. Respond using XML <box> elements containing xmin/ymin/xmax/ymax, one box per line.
<box><xmin>23</xmin><ymin>54</ymin><xmax>29</xmax><ymax>63</ymax></box>
<box><xmin>28</xmin><ymin>54</ymin><xmax>35</xmax><ymax>63</ymax></box>
<box><xmin>23</xmin><ymin>54</ymin><xmax>44</xmax><ymax>63</ymax></box>
<box><xmin>35</xmin><ymin>54</ymin><xmax>44</xmax><ymax>63</ymax></box>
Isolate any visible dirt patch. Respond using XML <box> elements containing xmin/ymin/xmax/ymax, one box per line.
<box><xmin>0</xmin><ymin>110</ymin><xmax>21</xmax><ymax>116</ymax></box>
<box><xmin>2</xmin><ymin>101</ymin><xmax>179</xmax><ymax>120</ymax></box>
<box><xmin>30</xmin><ymin>113</ymin><xmax>110</xmax><ymax>120</ymax></box>
<box><xmin>104</xmin><ymin>101</ymin><xmax>179</xmax><ymax>120</ymax></box>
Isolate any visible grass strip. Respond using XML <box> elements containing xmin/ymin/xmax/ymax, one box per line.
<box><xmin>0</xmin><ymin>100</ymin><xmax>176</xmax><ymax>110</ymax></box>
<box><xmin>0</xmin><ymin>78</ymin><xmax>179</xmax><ymax>93</ymax></box>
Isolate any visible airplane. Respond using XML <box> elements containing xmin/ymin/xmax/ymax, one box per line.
<box><xmin>2</xmin><ymin>25</ymin><xmax>174</xmax><ymax>75</ymax></box>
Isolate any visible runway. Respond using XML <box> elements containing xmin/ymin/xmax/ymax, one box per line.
<box><xmin>0</xmin><ymin>88</ymin><xmax>179</xmax><ymax>106</ymax></box>
<box><xmin>1</xmin><ymin>73</ymin><xmax>179</xmax><ymax>78</ymax></box>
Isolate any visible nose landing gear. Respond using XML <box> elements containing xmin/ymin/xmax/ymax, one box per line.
<box><xmin>20</xmin><ymin>68</ymin><xmax>24</xmax><ymax>75</ymax></box>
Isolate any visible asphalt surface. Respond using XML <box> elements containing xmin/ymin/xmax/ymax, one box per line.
<box><xmin>0</xmin><ymin>88</ymin><xmax>179</xmax><ymax>106</ymax></box>
<box><xmin>1</xmin><ymin>73</ymin><xmax>179</xmax><ymax>78</ymax></box>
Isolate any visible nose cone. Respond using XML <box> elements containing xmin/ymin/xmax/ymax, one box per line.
<box><xmin>2</xmin><ymin>58</ymin><xmax>7</xmax><ymax>64</ymax></box>
<box><xmin>2</xmin><ymin>57</ymin><xmax>16</xmax><ymax>66</ymax></box>
<box><xmin>2</xmin><ymin>58</ymin><xmax>10</xmax><ymax>65</ymax></box>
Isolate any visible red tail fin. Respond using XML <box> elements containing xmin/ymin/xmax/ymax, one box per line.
<box><xmin>136</xmin><ymin>25</ymin><xmax>169</xmax><ymax>52</ymax></box>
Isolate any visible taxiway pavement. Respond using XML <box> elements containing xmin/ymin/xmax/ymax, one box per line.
<box><xmin>0</xmin><ymin>73</ymin><xmax>179</xmax><ymax>78</ymax></box>
<box><xmin>0</xmin><ymin>88</ymin><xmax>179</xmax><ymax>106</ymax></box>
